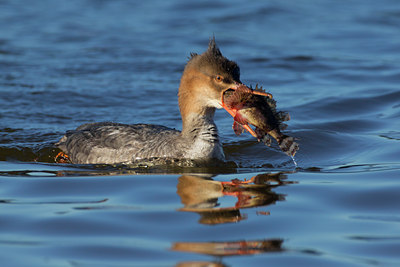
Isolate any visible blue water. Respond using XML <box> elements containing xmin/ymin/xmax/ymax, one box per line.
<box><xmin>1</xmin><ymin>0</ymin><xmax>400</xmax><ymax>266</ymax></box>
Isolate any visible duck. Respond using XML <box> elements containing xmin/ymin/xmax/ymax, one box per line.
<box><xmin>56</xmin><ymin>38</ymin><xmax>267</xmax><ymax>164</ymax></box>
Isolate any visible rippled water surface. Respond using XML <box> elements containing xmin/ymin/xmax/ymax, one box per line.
<box><xmin>1</xmin><ymin>0</ymin><xmax>400</xmax><ymax>266</ymax></box>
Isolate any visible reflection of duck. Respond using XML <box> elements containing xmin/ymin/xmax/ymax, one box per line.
<box><xmin>174</xmin><ymin>172</ymin><xmax>287</xmax><ymax>265</ymax></box>
<box><xmin>55</xmin><ymin>38</ymin><xmax>270</xmax><ymax>164</ymax></box>
<box><xmin>172</xmin><ymin>239</ymin><xmax>284</xmax><ymax>256</ymax></box>
<box><xmin>176</xmin><ymin>262</ymin><xmax>226</xmax><ymax>267</ymax></box>
<box><xmin>177</xmin><ymin>173</ymin><xmax>292</xmax><ymax>225</ymax></box>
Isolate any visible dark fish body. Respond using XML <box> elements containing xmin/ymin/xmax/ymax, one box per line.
<box><xmin>223</xmin><ymin>87</ymin><xmax>299</xmax><ymax>156</ymax></box>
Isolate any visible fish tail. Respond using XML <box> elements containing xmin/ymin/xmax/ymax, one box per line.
<box><xmin>278</xmin><ymin>135</ymin><xmax>299</xmax><ymax>157</ymax></box>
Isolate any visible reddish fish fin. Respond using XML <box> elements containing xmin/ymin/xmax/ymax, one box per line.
<box><xmin>233</xmin><ymin>121</ymin><xmax>245</xmax><ymax>136</ymax></box>
<box><xmin>234</xmin><ymin>113</ymin><xmax>247</xmax><ymax>125</ymax></box>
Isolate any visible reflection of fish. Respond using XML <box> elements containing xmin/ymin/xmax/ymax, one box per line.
<box><xmin>222</xmin><ymin>85</ymin><xmax>298</xmax><ymax>156</ymax></box>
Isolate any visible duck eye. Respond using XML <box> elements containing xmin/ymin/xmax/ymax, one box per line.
<box><xmin>215</xmin><ymin>75</ymin><xmax>223</xmax><ymax>82</ymax></box>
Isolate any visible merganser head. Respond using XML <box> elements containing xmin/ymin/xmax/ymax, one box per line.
<box><xmin>178</xmin><ymin>38</ymin><xmax>243</xmax><ymax>121</ymax></box>
<box><xmin>178</xmin><ymin>38</ymin><xmax>271</xmax><ymax>130</ymax></box>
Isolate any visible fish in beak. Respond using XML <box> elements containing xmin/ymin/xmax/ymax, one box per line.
<box><xmin>221</xmin><ymin>84</ymin><xmax>299</xmax><ymax>157</ymax></box>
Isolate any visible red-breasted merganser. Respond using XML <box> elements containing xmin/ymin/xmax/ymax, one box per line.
<box><xmin>56</xmin><ymin>39</ymin><xmax>271</xmax><ymax>164</ymax></box>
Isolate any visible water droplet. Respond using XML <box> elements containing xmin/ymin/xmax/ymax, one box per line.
<box><xmin>290</xmin><ymin>155</ymin><xmax>298</xmax><ymax>168</ymax></box>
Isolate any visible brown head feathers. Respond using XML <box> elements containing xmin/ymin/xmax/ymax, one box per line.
<box><xmin>187</xmin><ymin>38</ymin><xmax>240</xmax><ymax>83</ymax></box>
